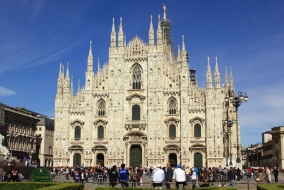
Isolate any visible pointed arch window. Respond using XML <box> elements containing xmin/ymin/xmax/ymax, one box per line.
<box><xmin>97</xmin><ymin>99</ymin><xmax>106</xmax><ymax>116</ymax></box>
<box><xmin>132</xmin><ymin>65</ymin><xmax>142</xmax><ymax>89</ymax></box>
<box><xmin>132</xmin><ymin>104</ymin><xmax>140</xmax><ymax>120</ymax></box>
<box><xmin>98</xmin><ymin>126</ymin><xmax>104</xmax><ymax>139</ymax></box>
<box><xmin>74</xmin><ymin>126</ymin><xmax>81</xmax><ymax>139</ymax></box>
<box><xmin>168</xmin><ymin>98</ymin><xmax>177</xmax><ymax>114</ymax></box>
<box><xmin>169</xmin><ymin>125</ymin><xmax>176</xmax><ymax>138</ymax></box>
<box><xmin>194</xmin><ymin>124</ymin><xmax>201</xmax><ymax>137</ymax></box>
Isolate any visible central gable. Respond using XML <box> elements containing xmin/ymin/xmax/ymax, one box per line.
<box><xmin>125</xmin><ymin>35</ymin><xmax>148</xmax><ymax>61</ymax></box>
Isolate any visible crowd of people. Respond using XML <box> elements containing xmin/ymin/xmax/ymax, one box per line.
<box><xmin>243</xmin><ymin>166</ymin><xmax>278</xmax><ymax>183</ymax></box>
<box><xmin>51</xmin><ymin>164</ymin><xmax>280</xmax><ymax>188</ymax></box>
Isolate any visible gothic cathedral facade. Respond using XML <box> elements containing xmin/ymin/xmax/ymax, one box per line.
<box><xmin>54</xmin><ymin>9</ymin><xmax>240</xmax><ymax>168</ymax></box>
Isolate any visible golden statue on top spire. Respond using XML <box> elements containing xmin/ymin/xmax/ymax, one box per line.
<box><xmin>163</xmin><ymin>4</ymin><xmax>166</xmax><ymax>12</ymax></box>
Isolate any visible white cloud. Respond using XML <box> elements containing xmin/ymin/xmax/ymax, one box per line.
<box><xmin>0</xmin><ymin>86</ymin><xmax>16</xmax><ymax>96</ymax></box>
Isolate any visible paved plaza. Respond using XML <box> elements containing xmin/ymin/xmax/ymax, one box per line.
<box><xmin>51</xmin><ymin>173</ymin><xmax>284</xmax><ymax>190</ymax></box>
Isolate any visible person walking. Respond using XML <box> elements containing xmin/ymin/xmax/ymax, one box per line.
<box><xmin>119</xmin><ymin>163</ymin><xmax>129</xmax><ymax>188</ymax></box>
<box><xmin>228</xmin><ymin>167</ymin><xmax>236</xmax><ymax>186</ymax></box>
<box><xmin>265</xmin><ymin>167</ymin><xmax>271</xmax><ymax>183</ymax></box>
<box><xmin>152</xmin><ymin>164</ymin><xmax>165</xmax><ymax>189</ymax></box>
<box><xmin>165</xmin><ymin>163</ymin><xmax>173</xmax><ymax>189</ymax></box>
<box><xmin>273</xmin><ymin>167</ymin><xmax>278</xmax><ymax>183</ymax></box>
<box><xmin>172</xmin><ymin>164</ymin><xmax>186</xmax><ymax>189</ymax></box>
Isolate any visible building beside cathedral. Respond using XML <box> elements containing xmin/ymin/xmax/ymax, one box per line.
<box><xmin>54</xmin><ymin>8</ymin><xmax>241</xmax><ymax>168</ymax></box>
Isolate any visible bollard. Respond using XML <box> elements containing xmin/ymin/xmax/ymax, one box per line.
<box><xmin>247</xmin><ymin>179</ymin><xmax>250</xmax><ymax>190</ymax></box>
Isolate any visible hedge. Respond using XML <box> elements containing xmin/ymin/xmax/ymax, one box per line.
<box><xmin>0</xmin><ymin>182</ymin><xmax>83</xmax><ymax>190</ymax></box>
<box><xmin>257</xmin><ymin>184</ymin><xmax>284</xmax><ymax>190</ymax></box>
<box><xmin>96</xmin><ymin>187</ymin><xmax>237</xmax><ymax>190</ymax></box>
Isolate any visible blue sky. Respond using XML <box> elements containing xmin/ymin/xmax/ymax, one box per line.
<box><xmin>0</xmin><ymin>0</ymin><xmax>283</xmax><ymax>146</ymax></box>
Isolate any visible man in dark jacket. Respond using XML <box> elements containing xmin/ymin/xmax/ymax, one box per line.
<box><xmin>228</xmin><ymin>167</ymin><xmax>236</xmax><ymax>186</ymax></box>
<box><xmin>273</xmin><ymin>167</ymin><xmax>278</xmax><ymax>183</ymax></box>
<box><xmin>165</xmin><ymin>163</ymin><xmax>173</xmax><ymax>189</ymax></box>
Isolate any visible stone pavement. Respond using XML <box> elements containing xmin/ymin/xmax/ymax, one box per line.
<box><xmin>52</xmin><ymin>173</ymin><xmax>284</xmax><ymax>190</ymax></box>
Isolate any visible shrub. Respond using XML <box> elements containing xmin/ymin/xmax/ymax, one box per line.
<box><xmin>96</xmin><ymin>187</ymin><xmax>237</xmax><ymax>190</ymax></box>
<box><xmin>257</xmin><ymin>184</ymin><xmax>284</xmax><ymax>190</ymax></box>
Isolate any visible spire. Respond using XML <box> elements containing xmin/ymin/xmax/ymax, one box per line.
<box><xmin>110</xmin><ymin>18</ymin><xmax>116</xmax><ymax>47</ymax></box>
<box><xmin>225</xmin><ymin>67</ymin><xmax>229</xmax><ymax>86</ymax></box>
<box><xmin>177</xmin><ymin>45</ymin><xmax>180</xmax><ymax>60</ymax></box>
<box><xmin>157</xmin><ymin>15</ymin><xmax>162</xmax><ymax>45</ymax></box>
<box><xmin>149</xmin><ymin>15</ymin><xmax>154</xmax><ymax>45</ymax></box>
<box><xmin>87</xmin><ymin>40</ymin><xmax>93</xmax><ymax>71</ymax></box>
<box><xmin>71</xmin><ymin>75</ymin><xmax>74</xmax><ymax>95</ymax></box>
<box><xmin>66</xmin><ymin>62</ymin><xmax>70</xmax><ymax>79</ymax></box>
<box><xmin>206</xmin><ymin>57</ymin><xmax>212</xmax><ymax>88</ymax></box>
<box><xmin>118</xmin><ymin>17</ymin><xmax>124</xmax><ymax>47</ymax></box>
<box><xmin>78</xmin><ymin>79</ymin><xmax>80</xmax><ymax>93</ymax></box>
<box><xmin>182</xmin><ymin>35</ymin><xmax>185</xmax><ymax>50</ymax></box>
<box><xmin>163</xmin><ymin>4</ymin><xmax>167</xmax><ymax>20</ymax></box>
<box><xmin>98</xmin><ymin>57</ymin><xmax>100</xmax><ymax>71</ymax></box>
<box><xmin>230</xmin><ymin>66</ymin><xmax>234</xmax><ymax>87</ymax></box>
<box><xmin>214</xmin><ymin>56</ymin><xmax>220</xmax><ymax>88</ymax></box>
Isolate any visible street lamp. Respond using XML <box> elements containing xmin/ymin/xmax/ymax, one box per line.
<box><xmin>7</xmin><ymin>131</ymin><xmax>18</xmax><ymax>159</ymax></box>
<box><xmin>225</xmin><ymin>91</ymin><xmax>248</xmax><ymax>163</ymax></box>
<box><xmin>223</xmin><ymin>120</ymin><xmax>234</xmax><ymax>166</ymax></box>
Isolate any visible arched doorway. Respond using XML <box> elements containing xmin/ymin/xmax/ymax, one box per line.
<box><xmin>97</xmin><ymin>154</ymin><xmax>104</xmax><ymax>166</ymax></box>
<box><xmin>194</xmin><ymin>153</ymin><xmax>202</xmax><ymax>167</ymax></box>
<box><xmin>73</xmin><ymin>153</ymin><xmax>81</xmax><ymax>167</ymax></box>
<box><xmin>130</xmin><ymin>145</ymin><xmax>142</xmax><ymax>168</ymax></box>
<box><xmin>169</xmin><ymin>153</ymin><xmax>177</xmax><ymax>167</ymax></box>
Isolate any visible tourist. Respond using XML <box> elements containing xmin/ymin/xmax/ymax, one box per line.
<box><xmin>265</xmin><ymin>167</ymin><xmax>271</xmax><ymax>183</ymax></box>
<box><xmin>191</xmin><ymin>169</ymin><xmax>198</xmax><ymax>189</ymax></box>
<box><xmin>119</xmin><ymin>163</ymin><xmax>129</xmax><ymax>188</ymax></box>
<box><xmin>228</xmin><ymin>167</ymin><xmax>236</xmax><ymax>186</ymax></box>
<box><xmin>185</xmin><ymin>166</ymin><xmax>190</xmax><ymax>183</ymax></box>
<box><xmin>273</xmin><ymin>167</ymin><xmax>278</xmax><ymax>183</ymax></box>
<box><xmin>130</xmin><ymin>167</ymin><xmax>137</xmax><ymax>187</ymax></box>
<box><xmin>109</xmin><ymin>165</ymin><xmax>119</xmax><ymax>187</ymax></box>
<box><xmin>256</xmin><ymin>168</ymin><xmax>263</xmax><ymax>183</ymax></box>
<box><xmin>172</xmin><ymin>164</ymin><xmax>186</xmax><ymax>189</ymax></box>
<box><xmin>152</xmin><ymin>164</ymin><xmax>164</xmax><ymax>189</ymax></box>
<box><xmin>8</xmin><ymin>166</ymin><xmax>20</xmax><ymax>182</ymax></box>
<box><xmin>165</xmin><ymin>163</ymin><xmax>173</xmax><ymax>189</ymax></box>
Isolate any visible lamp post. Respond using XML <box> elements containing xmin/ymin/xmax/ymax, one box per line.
<box><xmin>225</xmin><ymin>91</ymin><xmax>248</xmax><ymax>164</ymax></box>
<box><xmin>7</xmin><ymin>131</ymin><xmax>18</xmax><ymax>158</ymax></box>
<box><xmin>223</xmin><ymin>120</ymin><xmax>234</xmax><ymax>166</ymax></box>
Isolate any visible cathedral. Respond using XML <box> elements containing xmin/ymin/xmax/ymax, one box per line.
<box><xmin>54</xmin><ymin>7</ymin><xmax>240</xmax><ymax>168</ymax></box>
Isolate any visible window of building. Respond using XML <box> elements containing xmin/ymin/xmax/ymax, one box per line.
<box><xmin>39</xmin><ymin>127</ymin><xmax>42</xmax><ymax>131</ymax></box>
<box><xmin>98</xmin><ymin>126</ymin><xmax>104</xmax><ymax>139</ymax></box>
<box><xmin>169</xmin><ymin>125</ymin><xmax>176</xmax><ymax>138</ymax></box>
<box><xmin>194</xmin><ymin>124</ymin><xmax>201</xmax><ymax>137</ymax></box>
<box><xmin>132</xmin><ymin>105</ymin><xmax>140</xmax><ymax>120</ymax></box>
<box><xmin>97</xmin><ymin>100</ymin><xmax>106</xmax><ymax>116</ymax></box>
<box><xmin>132</xmin><ymin>65</ymin><xmax>142</xmax><ymax>89</ymax></box>
<box><xmin>74</xmin><ymin>126</ymin><xmax>81</xmax><ymax>139</ymax></box>
<box><xmin>49</xmin><ymin>146</ymin><xmax>52</xmax><ymax>155</ymax></box>
<box><xmin>168</xmin><ymin>98</ymin><xmax>177</xmax><ymax>114</ymax></box>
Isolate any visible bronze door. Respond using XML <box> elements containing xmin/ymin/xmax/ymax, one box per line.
<box><xmin>73</xmin><ymin>153</ymin><xmax>81</xmax><ymax>167</ymax></box>
<box><xmin>130</xmin><ymin>145</ymin><xmax>142</xmax><ymax>168</ymax></box>
<box><xmin>194</xmin><ymin>153</ymin><xmax>202</xmax><ymax>167</ymax></box>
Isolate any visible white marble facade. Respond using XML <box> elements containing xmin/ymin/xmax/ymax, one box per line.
<box><xmin>53</xmin><ymin>8</ymin><xmax>240</xmax><ymax>168</ymax></box>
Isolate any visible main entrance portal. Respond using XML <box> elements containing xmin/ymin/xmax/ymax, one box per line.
<box><xmin>169</xmin><ymin>153</ymin><xmax>177</xmax><ymax>167</ymax></box>
<box><xmin>130</xmin><ymin>145</ymin><xmax>142</xmax><ymax>168</ymax></box>
<box><xmin>97</xmin><ymin>154</ymin><xmax>104</xmax><ymax>166</ymax></box>
<box><xmin>194</xmin><ymin>153</ymin><xmax>202</xmax><ymax>167</ymax></box>
<box><xmin>73</xmin><ymin>154</ymin><xmax>81</xmax><ymax>167</ymax></box>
